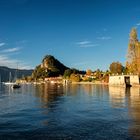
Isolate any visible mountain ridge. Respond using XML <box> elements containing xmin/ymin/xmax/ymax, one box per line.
<box><xmin>0</xmin><ymin>66</ymin><xmax>33</xmax><ymax>82</ymax></box>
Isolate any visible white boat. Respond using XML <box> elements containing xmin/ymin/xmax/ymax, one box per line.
<box><xmin>4</xmin><ymin>72</ymin><xmax>15</xmax><ymax>85</ymax></box>
<box><xmin>4</xmin><ymin>82</ymin><xmax>15</xmax><ymax>85</ymax></box>
<box><xmin>4</xmin><ymin>70</ymin><xmax>21</xmax><ymax>89</ymax></box>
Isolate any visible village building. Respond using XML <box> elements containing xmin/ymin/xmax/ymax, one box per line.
<box><xmin>109</xmin><ymin>75</ymin><xmax>139</xmax><ymax>86</ymax></box>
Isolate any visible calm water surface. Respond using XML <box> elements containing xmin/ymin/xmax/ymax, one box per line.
<box><xmin>0</xmin><ymin>83</ymin><xmax>140</xmax><ymax>140</ymax></box>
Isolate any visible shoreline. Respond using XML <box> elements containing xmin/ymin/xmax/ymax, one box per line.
<box><xmin>71</xmin><ymin>81</ymin><xmax>140</xmax><ymax>87</ymax></box>
<box><xmin>71</xmin><ymin>81</ymin><xmax>109</xmax><ymax>85</ymax></box>
<box><xmin>20</xmin><ymin>81</ymin><xmax>140</xmax><ymax>87</ymax></box>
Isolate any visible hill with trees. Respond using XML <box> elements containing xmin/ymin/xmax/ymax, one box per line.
<box><xmin>32</xmin><ymin>55</ymin><xmax>86</xmax><ymax>81</ymax></box>
<box><xmin>32</xmin><ymin>55</ymin><xmax>69</xmax><ymax>80</ymax></box>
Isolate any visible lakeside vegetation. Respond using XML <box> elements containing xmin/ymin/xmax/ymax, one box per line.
<box><xmin>22</xmin><ymin>55</ymin><xmax>109</xmax><ymax>83</ymax></box>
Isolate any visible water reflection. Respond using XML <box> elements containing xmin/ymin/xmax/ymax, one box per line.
<box><xmin>109</xmin><ymin>86</ymin><xmax>140</xmax><ymax>139</ymax></box>
<box><xmin>64</xmin><ymin>84</ymin><xmax>109</xmax><ymax>98</ymax></box>
<box><xmin>128</xmin><ymin>87</ymin><xmax>140</xmax><ymax>140</ymax></box>
<box><xmin>109</xmin><ymin>86</ymin><xmax>126</xmax><ymax>108</ymax></box>
<box><xmin>34</xmin><ymin>83</ymin><xmax>64</xmax><ymax>108</ymax></box>
<box><xmin>1</xmin><ymin>83</ymin><xmax>140</xmax><ymax>139</ymax></box>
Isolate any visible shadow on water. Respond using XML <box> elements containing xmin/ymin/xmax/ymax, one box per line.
<box><xmin>109</xmin><ymin>86</ymin><xmax>140</xmax><ymax>140</ymax></box>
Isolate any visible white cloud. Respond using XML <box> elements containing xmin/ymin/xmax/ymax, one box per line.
<box><xmin>0</xmin><ymin>40</ymin><xmax>33</xmax><ymax>69</ymax></box>
<box><xmin>19</xmin><ymin>63</ymin><xmax>34</xmax><ymax>69</ymax></box>
<box><xmin>0</xmin><ymin>55</ymin><xmax>33</xmax><ymax>69</ymax></box>
<box><xmin>0</xmin><ymin>55</ymin><xmax>18</xmax><ymax>68</ymax></box>
<box><xmin>0</xmin><ymin>42</ymin><xmax>6</xmax><ymax>47</ymax></box>
<box><xmin>136</xmin><ymin>22</ymin><xmax>140</xmax><ymax>28</ymax></box>
<box><xmin>76</xmin><ymin>41</ymin><xmax>91</xmax><ymax>45</ymax></box>
<box><xmin>79</xmin><ymin>44</ymin><xmax>99</xmax><ymax>48</ymax></box>
<box><xmin>2</xmin><ymin>47</ymin><xmax>21</xmax><ymax>53</ymax></box>
<box><xmin>97</xmin><ymin>36</ymin><xmax>112</xmax><ymax>40</ymax></box>
<box><xmin>136</xmin><ymin>22</ymin><xmax>140</xmax><ymax>26</ymax></box>
<box><xmin>76</xmin><ymin>40</ymin><xmax>99</xmax><ymax>48</ymax></box>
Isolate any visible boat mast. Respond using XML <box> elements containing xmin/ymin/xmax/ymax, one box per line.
<box><xmin>15</xmin><ymin>62</ymin><xmax>19</xmax><ymax>82</ymax></box>
<box><xmin>9</xmin><ymin>72</ymin><xmax>12</xmax><ymax>82</ymax></box>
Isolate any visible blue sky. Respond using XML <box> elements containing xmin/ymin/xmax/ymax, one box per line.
<box><xmin>0</xmin><ymin>0</ymin><xmax>140</xmax><ymax>70</ymax></box>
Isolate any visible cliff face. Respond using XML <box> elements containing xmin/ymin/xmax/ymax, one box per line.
<box><xmin>32</xmin><ymin>55</ymin><xmax>69</xmax><ymax>78</ymax></box>
<box><xmin>41</xmin><ymin>55</ymin><xmax>69</xmax><ymax>74</ymax></box>
<box><xmin>0</xmin><ymin>66</ymin><xmax>33</xmax><ymax>82</ymax></box>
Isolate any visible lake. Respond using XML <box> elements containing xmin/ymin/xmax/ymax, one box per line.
<box><xmin>0</xmin><ymin>83</ymin><xmax>140</xmax><ymax>140</ymax></box>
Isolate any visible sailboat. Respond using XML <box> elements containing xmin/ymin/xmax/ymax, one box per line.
<box><xmin>0</xmin><ymin>74</ymin><xmax>2</xmax><ymax>88</ymax></box>
<box><xmin>0</xmin><ymin>74</ymin><xmax>1</xmax><ymax>84</ymax></box>
<box><xmin>12</xmin><ymin>66</ymin><xmax>21</xmax><ymax>89</ymax></box>
<box><xmin>4</xmin><ymin>72</ymin><xmax>15</xmax><ymax>85</ymax></box>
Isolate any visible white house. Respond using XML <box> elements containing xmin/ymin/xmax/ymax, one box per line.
<box><xmin>109</xmin><ymin>75</ymin><xmax>139</xmax><ymax>86</ymax></box>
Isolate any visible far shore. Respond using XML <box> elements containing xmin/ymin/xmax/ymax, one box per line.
<box><xmin>71</xmin><ymin>81</ymin><xmax>109</xmax><ymax>85</ymax></box>
<box><xmin>20</xmin><ymin>81</ymin><xmax>140</xmax><ymax>87</ymax></box>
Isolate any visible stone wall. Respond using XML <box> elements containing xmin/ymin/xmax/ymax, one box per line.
<box><xmin>109</xmin><ymin>75</ymin><xmax>125</xmax><ymax>86</ymax></box>
<box><xmin>109</xmin><ymin>75</ymin><xmax>139</xmax><ymax>86</ymax></box>
<box><xmin>130</xmin><ymin>75</ymin><xmax>139</xmax><ymax>85</ymax></box>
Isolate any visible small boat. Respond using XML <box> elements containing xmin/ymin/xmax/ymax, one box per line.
<box><xmin>12</xmin><ymin>83</ymin><xmax>21</xmax><ymax>89</ymax></box>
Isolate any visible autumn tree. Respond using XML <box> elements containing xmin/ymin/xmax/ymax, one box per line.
<box><xmin>86</xmin><ymin>69</ymin><xmax>92</xmax><ymax>76</ymax></box>
<box><xmin>109</xmin><ymin>62</ymin><xmax>123</xmax><ymax>74</ymax></box>
<box><xmin>126</xmin><ymin>28</ymin><xmax>140</xmax><ymax>74</ymax></box>
<box><xmin>70</xmin><ymin>74</ymin><xmax>81</xmax><ymax>82</ymax></box>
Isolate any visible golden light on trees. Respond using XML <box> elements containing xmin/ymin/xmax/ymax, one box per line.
<box><xmin>130</xmin><ymin>28</ymin><xmax>138</xmax><ymax>41</ymax></box>
<box><xmin>126</xmin><ymin>28</ymin><xmax>140</xmax><ymax>74</ymax></box>
<box><xmin>86</xmin><ymin>69</ymin><xmax>92</xmax><ymax>76</ymax></box>
<box><xmin>109</xmin><ymin>62</ymin><xmax>123</xmax><ymax>74</ymax></box>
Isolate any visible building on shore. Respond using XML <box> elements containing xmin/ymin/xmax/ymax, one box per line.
<box><xmin>109</xmin><ymin>75</ymin><xmax>139</xmax><ymax>86</ymax></box>
<box><xmin>44</xmin><ymin>76</ymin><xmax>63</xmax><ymax>83</ymax></box>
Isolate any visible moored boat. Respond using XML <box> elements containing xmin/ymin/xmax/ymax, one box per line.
<box><xmin>12</xmin><ymin>83</ymin><xmax>21</xmax><ymax>89</ymax></box>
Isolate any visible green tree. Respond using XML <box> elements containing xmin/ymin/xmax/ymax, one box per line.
<box><xmin>32</xmin><ymin>65</ymin><xmax>48</xmax><ymax>80</ymax></box>
<box><xmin>63</xmin><ymin>69</ymin><xmax>73</xmax><ymax>78</ymax></box>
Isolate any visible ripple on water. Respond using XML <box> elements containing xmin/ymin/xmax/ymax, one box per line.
<box><xmin>0</xmin><ymin>84</ymin><xmax>140</xmax><ymax>139</ymax></box>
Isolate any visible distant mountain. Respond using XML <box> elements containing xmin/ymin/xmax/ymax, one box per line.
<box><xmin>0</xmin><ymin>66</ymin><xmax>33</xmax><ymax>82</ymax></box>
